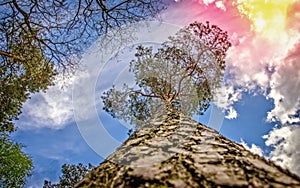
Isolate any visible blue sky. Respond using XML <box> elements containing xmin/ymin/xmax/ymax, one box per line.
<box><xmin>12</xmin><ymin>124</ymin><xmax>102</xmax><ymax>186</ymax></box>
<box><xmin>11</xmin><ymin>1</ymin><xmax>300</xmax><ymax>187</ymax></box>
<box><xmin>13</xmin><ymin>91</ymin><xmax>277</xmax><ymax>187</ymax></box>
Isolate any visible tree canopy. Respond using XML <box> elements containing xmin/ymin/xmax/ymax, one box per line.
<box><xmin>0</xmin><ymin>134</ymin><xmax>33</xmax><ymax>187</ymax></box>
<box><xmin>43</xmin><ymin>163</ymin><xmax>94</xmax><ymax>188</ymax></box>
<box><xmin>0</xmin><ymin>30</ymin><xmax>56</xmax><ymax>132</ymax></box>
<box><xmin>102</xmin><ymin>21</ymin><xmax>231</xmax><ymax>128</ymax></box>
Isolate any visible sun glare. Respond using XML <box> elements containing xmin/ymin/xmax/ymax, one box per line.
<box><xmin>235</xmin><ymin>0</ymin><xmax>297</xmax><ymax>39</ymax></box>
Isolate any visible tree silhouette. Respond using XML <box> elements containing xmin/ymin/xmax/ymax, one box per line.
<box><xmin>102</xmin><ymin>21</ymin><xmax>231</xmax><ymax>128</ymax></box>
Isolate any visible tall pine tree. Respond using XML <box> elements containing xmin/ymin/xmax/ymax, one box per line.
<box><xmin>76</xmin><ymin>22</ymin><xmax>300</xmax><ymax>187</ymax></box>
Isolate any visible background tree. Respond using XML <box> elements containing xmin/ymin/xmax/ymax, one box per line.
<box><xmin>0</xmin><ymin>28</ymin><xmax>56</xmax><ymax>132</ymax></box>
<box><xmin>102</xmin><ymin>21</ymin><xmax>231</xmax><ymax>129</ymax></box>
<box><xmin>0</xmin><ymin>134</ymin><xmax>33</xmax><ymax>187</ymax></box>
<box><xmin>43</xmin><ymin>163</ymin><xmax>94</xmax><ymax>188</ymax></box>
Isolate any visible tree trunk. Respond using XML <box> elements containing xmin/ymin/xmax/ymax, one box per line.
<box><xmin>75</xmin><ymin>108</ymin><xmax>300</xmax><ymax>187</ymax></box>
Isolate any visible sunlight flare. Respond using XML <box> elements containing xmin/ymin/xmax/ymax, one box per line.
<box><xmin>235</xmin><ymin>0</ymin><xmax>297</xmax><ymax>39</ymax></box>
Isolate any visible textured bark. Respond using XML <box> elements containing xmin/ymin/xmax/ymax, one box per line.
<box><xmin>75</xmin><ymin>108</ymin><xmax>300</xmax><ymax>187</ymax></box>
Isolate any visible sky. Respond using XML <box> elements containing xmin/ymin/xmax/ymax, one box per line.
<box><xmin>11</xmin><ymin>0</ymin><xmax>300</xmax><ymax>187</ymax></box>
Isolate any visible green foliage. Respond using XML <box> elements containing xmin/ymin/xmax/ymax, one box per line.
<box><xmin>43</xmin><ymin>163</ymin><xmax>94</xmax><ymax>188</ymax></box>
<box><xmin>0</xmin><ymin>28</ymin><xmax>56</xmax><ymax>133</ymax></box>
<box><xmin>102</xmin><ymin>21</ymin><xmax>231</xmax><ymax>129</ymax></box>
<box><xmin>58</xmin><ymin>163</ymin><xmax>94</xmax><ymax>187</ymax></box>
<box><xmin>0</xmin><ymin>134</ymin><xmax>33</xmax><ymax>187</ymax></box>
<box><xmin>0</xmin><ymin>27</ymin><xmax>54</xmax><ymax>188</ymax></box>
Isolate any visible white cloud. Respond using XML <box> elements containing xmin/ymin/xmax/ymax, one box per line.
<box><xmin>240</xmin><ymin>139</ymin><xmax>264</xmax><ymax>157</ymax></box>
<box><xmin>203</xmin><ymin>0</ymin><xmax>215</xmax><ymax>5</ymax></box>
<box><xmin>266</xmin><ymin>42</ymin><xmax>300</xmax><ymax>125</ymax></box>
<box><xmin>18</xmin><ymin>72</ymin><xmax>85</xmax><ymax>129</ymax></box>
<box><xmin>18</xmin><ymin>37</ymin><xmax>111</xmax><ymax>130</ymax></box>
<box><xmin>220</xmin><ymin>30</ymin><xmax>300</xmax><ymax>125</ymax></box>
<box><xmin>213</xmin><ymin>85</ymin><xmax>242</xmax><ymax>119</ymax></box>
<box><xmin>225</xmin><ymin>106</ymin><xmax>238</xmax><ymax>119</ymax></box>
<box><xmin>215</xmin><ymin>1</ymin><xmax>226</xmax><ymax>11</ymax></box>
<box><xmin>263</xmin><ymin>126</ymin><xmax>300</xmax><ymax>176</ymax></box>
<box><xmin>213</xmin><ymin>85</ymin><xmax>240</xmax><ymax>109</ymax></box>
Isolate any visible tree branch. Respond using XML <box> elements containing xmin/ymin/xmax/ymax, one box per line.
<box><xmin>133</xmin><ymin>90</ymin><xmax>162</xmax><ymax>99</ymax></box>
<box><xmin>0</xmin><ymin>50</ymin><xmax>24</xmax><ymax>62</ymax></box>
<box><xmin>12</xmin><ymin>0</ymin><xmax>32</xmax><ymax>32</ymax></box>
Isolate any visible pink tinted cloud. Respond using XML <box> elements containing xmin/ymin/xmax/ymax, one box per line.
<box><xmin>164</xmin><ymin>0</ymin><xmax>251</xmax><ymax>37</ymax></box>
<box><xmin>286</xmin><ymin>1</ymin><xmax>300</xmax><ymax>32</ymax></box>
<box><xmin>166</xmin><ymin>0</ymin><xmax>300</xmax><ymax>176</ymax></box>
<box><xmin>267</xmin><ymin>39</ymin><xmax>300</xmax><ymax>125</ymax></box>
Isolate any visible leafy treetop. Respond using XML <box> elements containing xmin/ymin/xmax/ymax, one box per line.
<box><xmin>102</xmin><ymin>21</ymin><xmax>231</xmax><ymax>128</ymax></box>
